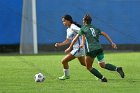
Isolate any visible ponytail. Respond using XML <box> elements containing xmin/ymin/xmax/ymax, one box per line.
<box><xmin>73</xmin><ymin>21</ymin><xmax>81</xmax><ymax>28</ymax></box>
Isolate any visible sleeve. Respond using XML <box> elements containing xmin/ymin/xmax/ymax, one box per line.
<box><xmin>78</xmin><ymin>28</ymin><xmax>84</xmax><ymax>35</ymax></box>
<box><xmin>66</xmin><ymin>29</ymin><xmax>71</xmax><ymax>39</ymax></box>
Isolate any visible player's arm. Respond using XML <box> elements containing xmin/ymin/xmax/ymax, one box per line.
<box><xmin>101</xmin><ymin>31</ymin><xmax>117</xmax><ymax>49</ymax></box>
<box><xmin>55</xmin><ymin>38</ymin><xmax>70</xmax><ymax>47</ymax></box>
<box><xmin>65</xmin><ymin>34</ymin><xmax>80</xmax><ymax>53</ymax></box>
<box><xmin>80</xmin><ymin>35</ymin><xmax>85</xmax><ymax>48</ymax></box>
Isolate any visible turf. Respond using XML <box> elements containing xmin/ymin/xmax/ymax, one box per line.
<box><xmin>0</xmin><ymin>52</ymin><xmax>139</xmax><ymax>93</ymax></box>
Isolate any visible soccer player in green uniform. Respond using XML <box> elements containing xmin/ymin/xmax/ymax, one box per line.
<box><xmin>65</xmin><ymin>14</ymin><xmax>125</xmax><ymax>82</ymax></box>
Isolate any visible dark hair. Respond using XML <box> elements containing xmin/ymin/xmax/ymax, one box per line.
<box><xmin>73</xmin><ymin>21</ymin><xmax>81</xmax><ymax>28</ymax></box>
<box><xmin>62</xmin><ymin>15</ymin><xmax>73</xmax><ymax>23</ymax></box>
<box><xmin>62</xmin><ymin>14</ymin><xmax>81</xmax><ymax>28</ymax></box>
<box><xmin>83</xmin><ymin>14</ymin><xmax>92</xmax><ymax>24</ymax></box>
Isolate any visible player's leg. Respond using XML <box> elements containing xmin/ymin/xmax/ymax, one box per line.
<box><xmin>97</xmin><ymin>49</ymin><xmax>117</xmax><ymax>70</ymax></box>
<box><xmin>85</xmin><ymin>54</ymin><xmax>107</xmax><ymax>82</ymax></box>
<box><xmin>98</xmin><ymin>60</ymin><xmax>125</xmax><ymax>78</ymax></box>
<box><xmin>75</xmin><ymin>48</ymin><xmax>86</xmax><ymax>66</ymax></box>
<box><xmin>61</xmin><ymin>53</ymin><xmax>75</xmax><ymax>69</ymax></box>
<box><xmin>59</xmin><ymin>53</ymin><xmax>75</xmax><ymax>80</ymax></box>
<box><xmin>77</xmin><ymin>56</ymin><xmax>86</xmax><ymax>66</ymax></box>
<box><xmin>97</xmin><ymin>49</ymin><xmax>125</xmax><ymax>78</ymax></box>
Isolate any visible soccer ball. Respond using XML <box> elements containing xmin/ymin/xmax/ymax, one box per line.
<box><xmin>34</xmin><ymin>73</ymin><xmax>45</xmax><ymax>82</ymax></box>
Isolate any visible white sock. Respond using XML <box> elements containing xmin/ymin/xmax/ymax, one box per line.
<box><xmin>115</xmin><ymin>67</ymin><xmax>118</xmax><ymax>71</ymax></box>
<box><xmin>63</xmin><ymin>69</ymin><xmax>69</xmax><ymax>76</ymax></box>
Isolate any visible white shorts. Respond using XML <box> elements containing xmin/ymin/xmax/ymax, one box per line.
<box><xmin>70</xmin><ymin>48</ymin><xmax>85</xmax><ymax>57</ymax></box>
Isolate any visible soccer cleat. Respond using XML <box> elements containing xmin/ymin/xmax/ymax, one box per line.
<box><xmin>101</xmin><ymin>77</ymin><xmax>108</xmax><ymax>82</ymax></box>
<box><xmin>117</xmin><ymin>67</ymin><xmax>125</xmax><ymax>78</ymax></box>
<box><xmin>58</xmin><ymin>75</ymin><xmax>70</xmax><ymax>80</ymax></box>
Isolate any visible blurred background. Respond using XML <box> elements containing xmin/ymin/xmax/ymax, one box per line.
<box><xmin>0</xmin><ymin>0</ymin><xmax>140</xmax><ymax>54</ymax></box>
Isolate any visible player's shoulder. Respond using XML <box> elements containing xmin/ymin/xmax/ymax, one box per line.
<box><xmin>71</xmin><ymin>24</ymin><xmax>80</xmax><ymax>33</ymax></box>
<box><xmin>71</xmin><ymin>24</ymin><xmax>80</xmax><ymax>29</ymax></box>
<box><xmin>80</xmin><ymin>25</ymin><xmax>87</xmax><ymax>30</ymax></box>
<box><xmin>93</xmin><ymin>25</ymin><xmax>101</xmax><ymax>32</ymax></box>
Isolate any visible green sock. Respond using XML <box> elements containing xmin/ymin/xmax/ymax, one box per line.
<box><xmin>105</xmin><ymin>63</ymin><xmax>117</xmax><ymax>71</ymax></box>
<box><xmin>90</xmin><ymin>68</ymin><xmax>103</xmax><ymax>79</ymax></box>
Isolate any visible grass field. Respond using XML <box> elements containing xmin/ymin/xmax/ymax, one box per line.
<box><xmin>0</xmin><ymin>52</ymin><xmax>140</xmax><ymax>93</ymax></box>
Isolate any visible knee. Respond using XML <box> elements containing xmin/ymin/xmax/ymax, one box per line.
<box><xmin>99</xmin><ymin>62</ymin><xmax>105</xmax><ymax>68</ymax></box>
<box><xmin>61</xmin><ymin>59</ymin><xmax>67</xmax><ymax>65</ymax></box>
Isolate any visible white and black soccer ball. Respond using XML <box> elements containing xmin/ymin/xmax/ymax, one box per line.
<box><xmin>34</xmin><ymin>73</ymin><xmax>45</xmax><ymax>82</ymax></box>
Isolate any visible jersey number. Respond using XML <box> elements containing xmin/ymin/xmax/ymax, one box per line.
<box><xmin>90</xmin><ymin>28</ymin><xmax>96</xmax><ymax>37</ymax></box>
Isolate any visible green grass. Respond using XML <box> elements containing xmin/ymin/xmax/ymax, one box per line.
<box><xmin>0</xmin><ymin>52</ymin><xmax>140</xmax><ymax>93</ymax></box>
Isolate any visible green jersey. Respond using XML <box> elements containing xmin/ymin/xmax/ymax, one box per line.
<box><xmin>79</xmin><ymin>24</ymin><xmax>102</xmax><ymax>52</ymax></box>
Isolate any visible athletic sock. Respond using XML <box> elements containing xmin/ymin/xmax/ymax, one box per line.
<box><xmin>105</xmin><ymin>63</ymin><xmax>117</xmax><ymax>71</ymax></box>
<box><xmin>63</xmin><ymin>69</ymin><xmax>69</xmax><ymax>76</ymax></box>
<box><xmin>90</xmin><ymin>68</ymin><xmax>103</xmax><ymax>79</ymax></box>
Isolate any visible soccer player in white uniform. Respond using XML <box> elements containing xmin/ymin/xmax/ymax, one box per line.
<box><xmin>55</xmin><ymin>15</ymin><xmax>85</xmax><ymax>80</ymax></box>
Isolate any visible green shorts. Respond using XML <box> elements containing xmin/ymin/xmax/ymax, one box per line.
<box><xmin>86</xmin><ymin>48</ymin><xmax>104</xmax><ymax>61</ymax></box>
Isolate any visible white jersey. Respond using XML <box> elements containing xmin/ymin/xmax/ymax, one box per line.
<box><xmin>66</xmin><ymin>24</ymin><xmax>82</xmax><ymax>49</ymax></box>
<box><xmin>66</xmin><ymin>24</ymin><xmax>85</xmax><ymax>57</ymax></box>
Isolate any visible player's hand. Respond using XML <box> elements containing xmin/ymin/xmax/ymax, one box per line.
<box><xmin>111</xmin><ymin>43</ymin><xmax>117</xmax><ymax>49</ymax></box>
<box><xmin>79</xmin><ymin>44</ymin><xmax>84</xmax><ymax>48</ymax></box>
<box><xmin>55</xmin><ymin>43</ymin><xmax>60</xmax><ymax>47</ymax></box>
<box><xmin>65</xmin><ymin>47</ymin><xmax>71</xmax><ymax>53</ymax></box>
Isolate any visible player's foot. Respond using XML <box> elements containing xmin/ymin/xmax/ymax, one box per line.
<box><xmin>58</xmin><ymin>75</ymin><xmax>70</xmax><ymax>80</ymax></box>
<box><xmin>101</xmin><ymin>77</ymin><xmax>108</xmax><ymax>82</ymax></box>
<box><xmin>117</xmin><ymin>67</ymin><xmax>125</xmax><ymax>78</ymax></box>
